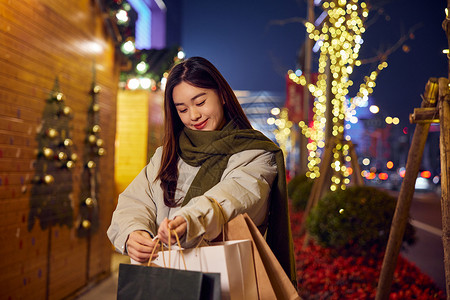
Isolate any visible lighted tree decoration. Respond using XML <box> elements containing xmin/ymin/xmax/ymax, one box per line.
<box><xmin>76</xmin><ymin>81</ymin><xmax>104</xmax><ymax>237</ymax></box>
<box><xmin>28</xmin><ymin>78</ymin><xmax>76</xmax><ymax>231</ymax></box>
<box><xmin>286</xmin><ymin>0</ymin><xmax>404</xmax><ymax>191</ymax></box>
<box><xmin>268</xmin><ymin>107</ymin><xmax>295</xmax><ymax>159</ymax></box>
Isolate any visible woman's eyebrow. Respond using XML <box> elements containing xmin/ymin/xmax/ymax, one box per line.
<box><xmin>174</xmin><ymin>92</ymin><xmax>207</xmax><ymax>106</ymax></box>
<box><xmin>190</xmin><ymin>92</ymin><xmax>206</xmax><ymax>101</ymax></box>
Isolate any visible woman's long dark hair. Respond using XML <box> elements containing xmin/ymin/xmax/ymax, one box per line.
<box><xmin>156</xmin><ymin>56</ymin><xmax>252</xmax><ymax>207</ymax></box>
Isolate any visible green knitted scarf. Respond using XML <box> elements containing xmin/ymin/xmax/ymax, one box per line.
<box><xmin>178</xmin><ymin>121</ymin><xmax>296</xmax><ymax>284</ymax></box>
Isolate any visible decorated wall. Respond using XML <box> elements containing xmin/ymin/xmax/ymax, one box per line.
<box><xmin>0</xmin><ymin>0</ymin><xmax>119</xmax><ymax>299</ymax></box>
<box><xmin>114</xmin><ymin>89</ymin><xmax>164</xmax><ymax>195</ymax></box>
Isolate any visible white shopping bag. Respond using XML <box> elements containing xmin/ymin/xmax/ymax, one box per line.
<box><xmin>152</xmin><ymin>239</ymin><xmax>258</xmax><ymax>300</ymax></box>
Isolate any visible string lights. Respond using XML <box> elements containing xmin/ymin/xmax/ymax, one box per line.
<box><xmin>268</xmin><ymin>107</ymin><xmax>294</xmax><ymax>159</ymax></box>
<box><xmin>28</xmin><ymin>79</ymin><xmax>75</xmax><ymax>230</ymax></box>
<box><xmin>108</xmin><ymin>1</ymin><xmax>182</xmax><ymax>91</ymax></box>
<box><xmin>285</xmin><ymin>0</ymin><xmax>389</xmax><ymax>190</ymax></box>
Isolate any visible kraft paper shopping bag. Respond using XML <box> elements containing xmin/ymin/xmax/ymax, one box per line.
<box><xmin>225</xmin><ymin>214</ymin><xmax>301</xmax><ymax>300</ymax></box>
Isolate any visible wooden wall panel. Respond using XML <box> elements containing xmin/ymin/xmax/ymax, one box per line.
<box><xmin>0</xmin><ymin>0</ymin><xmax>119</xmax><ymax>299</ymax></box>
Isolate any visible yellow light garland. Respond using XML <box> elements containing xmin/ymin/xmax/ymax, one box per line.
<box><xmin>285</xmin><ymin>0</ymin><xmax>389</xmax><ymax>190</ymax></box>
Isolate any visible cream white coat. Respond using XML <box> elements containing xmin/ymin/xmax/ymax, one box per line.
<box><xmin>107</xmin><ymin>146</ymin><xmax>277</xmax><ymax>254</ymax></box>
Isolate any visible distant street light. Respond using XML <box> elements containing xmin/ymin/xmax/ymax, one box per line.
<box><xmin>369</xmin><ymin>105</ymin><xmax>380</xmax><ymax>114</ymax></box>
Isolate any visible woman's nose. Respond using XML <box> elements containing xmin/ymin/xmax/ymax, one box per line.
<box><xmin>190</xmin><ymin>107</ymin><xmax>201</xmax><ymax>120</ymax></box>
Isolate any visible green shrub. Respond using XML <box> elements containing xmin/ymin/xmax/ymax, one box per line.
<box><xmin>306</xmin><ymin>186</ymin><xmax>415</xmax><ymax>254</ymax></box>
<box><xmin>287</xmin><ymin>173</ymin><xmax>309</xmax><ymax>199</ymax></box>
<box><xmin>291</xmin><ymin>179</ymin><xmax>314</xmax><ymax>211</ymax></box>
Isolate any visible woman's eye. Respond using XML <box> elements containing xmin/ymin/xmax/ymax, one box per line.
<box><xmin>197</xmin><ymin>100</ymin><xmax>206</xmax><ymax>106</ymax></box>
<box><xmin>179</xmin><ymin>109</ymin><xmax>187</xmax><ymax>113</ymax></box>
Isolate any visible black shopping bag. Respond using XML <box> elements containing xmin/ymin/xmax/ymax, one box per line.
<box><xmin>117</xmin><ymin>263</ymin><xmax>221</xmax><ymax>300</ymax></box>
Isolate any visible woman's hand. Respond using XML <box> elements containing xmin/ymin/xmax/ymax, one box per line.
<box><xmin>126</xmin><ymin>230</ymin><xmax>159</xmax><ymax>263</ymax></box>
<box><xmin>158</xmin><ymin>216</ymin><xmax>187</xmax><ymax>245</ymax></box>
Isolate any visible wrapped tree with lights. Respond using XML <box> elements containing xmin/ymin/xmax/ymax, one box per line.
<box><xmin>28</xmin><ymin>78</ymin><xmax>76</xmax><ymax>231</ymax></box>
<box><xmin>281</xmin><ymin>0</ymin><xmax>419</xmax><ymax>236</ymax></box>
<box><xmin>288</xmin><ymin>0</ymin><xmax>390</xmax><ymax>192</ymax></box>
<box><xmin>76</xmin><ymin>80</ymin><xmax>105</xmax><ymax>237</ymax></box>
<box><xmin>269</xmin><ymin>107</ymin><xmax>295</xmax><ymax>160</ymax></box>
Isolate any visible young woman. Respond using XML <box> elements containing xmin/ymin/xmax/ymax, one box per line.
<box><xmin>107</xmin><ymin>56</ymin><xmax>296</xmax><ymax>283</ymax></box>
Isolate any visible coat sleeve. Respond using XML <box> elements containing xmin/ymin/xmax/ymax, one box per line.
<box><xmin>106</xmin><ymin>148</ymin><xmax>161</xmax><ymax>254</ymax></box>
<box><xmin>171</xmin><ymin>149</ymin><xmax>277</xmax><ymax>244</ymax></box>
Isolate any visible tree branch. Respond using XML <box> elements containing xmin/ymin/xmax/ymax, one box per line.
<box><xmin>359</xmin><ymin>23</ymin><xmax>423</xmax><ymax>64</ymax></box>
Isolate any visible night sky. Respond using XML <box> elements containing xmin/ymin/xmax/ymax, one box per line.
<box><xmin>178</xmin><ymin>0</ymin><xmax>448</xmax><ymax>129</ymax></box>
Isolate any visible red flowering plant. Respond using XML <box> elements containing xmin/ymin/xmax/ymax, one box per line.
<box><xmin>290</xmin><ymin>199</ymin><xmax>446</xmax><ymax>299</ymax></box>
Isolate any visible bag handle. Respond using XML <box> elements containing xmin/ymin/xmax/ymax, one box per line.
<box><xmin>168</xmin><ymin>229</ymin><xmax>187</xmax><ymax>270</ymax></box>
<box><xmin>147</xmin><ymin>237</ymin><xmax>165</xmax><ymax>267</ymax></box>
<box><xmin>147</xmin><ymin>230</ymin><xmax>187</xmax><ymax>269</ymax></box>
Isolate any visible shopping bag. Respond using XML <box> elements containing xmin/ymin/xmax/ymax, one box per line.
<box><xmin>225</xmin><ymin>214</ymin><xmax>301</xmax><ymax>300</ymax></box>
<box><xmin>152</xmin><ymin>239</ymin><xmax>258</xmax><ymax>300</ymax></box>
<box><xmin>117</xmin><ymin>263</ymin><xmax>221</xmax><ymax>300</ymax></box>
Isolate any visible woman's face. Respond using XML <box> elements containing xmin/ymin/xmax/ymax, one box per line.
<box><xmin>172</xmin><ymin>81</ymin><xmax>226</xmax><ymax>131</ymax></box>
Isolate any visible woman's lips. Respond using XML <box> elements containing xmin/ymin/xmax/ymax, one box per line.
<box><xmin>194</xmin><ymin>119</ymin><xmax>208</xmax><ymax>129</ymax></box>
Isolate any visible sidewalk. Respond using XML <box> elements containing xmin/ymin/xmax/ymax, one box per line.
<box><xmin>74</xmin><ymin>253</ymin><xmax>128</xmax><ymax>300</ymax></box>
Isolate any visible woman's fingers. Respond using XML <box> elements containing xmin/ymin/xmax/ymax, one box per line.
<box><xmin>169</xmin><ymin>216</ymin><xmax>187</xmax><ymax>239</ymax></box>
<box><xmin>126</xmin><ymin>230</ymin><xmax>159</xmax><ymax>262</ymax></box>
<box><xmin>157</xmin><ymin>217</ymin><xmax>170</xmax><ymax>244</ymax></box>
<box><xmin>158</xmin><ymin>216</ymin><xmax>187</xmax><ymax>245</ymax></box>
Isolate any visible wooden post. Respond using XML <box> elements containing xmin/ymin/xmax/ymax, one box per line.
<box><xmin>441</xmin><ymin>4</ymin><xmax>450</xmax><ymax>294</ymax></box>
<box><xmin>438</xmin><ymin>77</ymin><xmax>450</xmax><ymax>296</ymax></box>
<box><xmin>375</xmin><ymin>79</ymin><xmax>439</xmax><ymax>300</ymax></box>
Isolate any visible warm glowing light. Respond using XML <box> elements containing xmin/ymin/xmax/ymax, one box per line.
<box><xmin>121</xmin><ymin>40</ymin><xmax>135</xmax><ymax>54</ymax></box>
<box><xmin>369</xmin><ymin>105</ymin><xmax>379</xmax><ymax>114</ymax></box>
<box><xmin>127</xmin><ymin>78</ymin><xmax>140</xmax><ymax>90</ymax></box>
<box><xmin>398</xmin><ymin>167</ymin><xmax>406</xmax><ymax>178</ymax></box>
<box><xmin>139</xmin><ymin>78</ymin><xmax>151</xmax><ymax>89</ymax></box>
<box><xmin>285</xmin><ymin>0</ymin><xmax>378</xmax><ymax>187</ymax></box>
<box><xmin>267</xmin><ymin>117</ymin><xmax>275</xmax><ymax>125</ymax></box>
<box><xmin>271</xmin><ymin>107</ymin><xmax>281</xmax><ymax>116</ymax></box>
<box><xmin>385</xmin><ymin>116</ymin><xmax>393</xmax><ymax>124</ymax></box>
<box><xmin>177</xmin><ymin>50</ymin><xmax>186</xmax><ymax>59</ymax></box>
<box><xmin>160</xmin><ymin>77</ymin><xmax>167</xmax><ymax>90</ymax></box>
<box><xmin>362</xmin><ymin>158</ymin><xmax>370</xmax><ymax>166</ymax></box>
<box><xmin>136</xmin><ymin>61</ymin><xmax>149</xmax><ymax>73</ymax></box>
<box><xmin>116</xmin><ymin>9</ymin><xmax>128</xmax><ymax>23</ymax></box>
<box><xmin>392</xmin><ymin>117</ymin><xmax>399</xmax><ymax>125</ymax></box>
<box><xmin>386</xmin><ymin>161</ymin><xmax>394</xmax><ymax>169</ymax></box>
<box><xmin>378</xmin><ymin>172</ymin><xmax>388</xmax><ymax>180</ymax></box>
<box><xmin>420</xmin><ymin>170</ymin><xmax>431</xmax><ymax>179</ymax></box>
<box><xmin>271</xmin><ymin>108</ymin><xmax>293</xmax><ymax>159</ymax></box>
<box><xmin>366</xmin><ymin>172</ymin><xmax>376</xmax><ymax>180</ymax></box>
